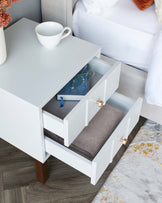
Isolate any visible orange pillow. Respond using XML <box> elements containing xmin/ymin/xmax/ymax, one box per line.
<box><xmin>133</xmin><ymin>0</ymin><xmax>154</xmax><ymax>10</ymax></box>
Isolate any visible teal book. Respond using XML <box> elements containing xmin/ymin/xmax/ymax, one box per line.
<box><xmin>57</xmin><ymin>65</ymin><xmax>90</xmax><ymax>101</ymax></box>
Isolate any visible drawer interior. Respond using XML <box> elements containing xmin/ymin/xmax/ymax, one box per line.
<box><xmin>44</xmin><ymin>93</ymin><xmax>135</xmax><ymax>159</ymax></box>
<box><xmin>45</xmin><ymin>93</ymin><xmax>137</xmax><ymax>159</ymax></box>
<box><xmin>107</xmin><ymin>93</ymin><xmax>135</xmax><ymax>114</ymax></box>
<box><xmin>43</xmin><ymin>58</ymin><xmax>112</xmax><ymax>120</ymax></box>
<box><xmin>45</xmin><ymin>102</ymin><xmax>125</xmax><ymax>160</ymax></box>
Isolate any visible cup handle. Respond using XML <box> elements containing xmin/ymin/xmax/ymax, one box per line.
<box><xmin>61</xmin><ymin>27</ymin><xmax>71</xmax><ymax>40</ymax></box>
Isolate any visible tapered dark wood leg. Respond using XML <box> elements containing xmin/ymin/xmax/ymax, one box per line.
<box><xmin>35</xmin><ymin>159</ymin><xmax>48</xmax><ymax>183</ymax></box>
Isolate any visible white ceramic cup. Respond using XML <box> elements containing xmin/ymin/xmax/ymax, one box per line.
<box><xmin>35</xmin><ymin>22</ymin><xmax>71</xmax><ymax>49</ymax></box>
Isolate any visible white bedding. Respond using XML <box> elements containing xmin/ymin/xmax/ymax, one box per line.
<box><xmin>73</xmin><ymin>0</ymin><xmax>161</xmax><ymax>72</ymax></box>
<box><xmin>145</xmin><ymin>31</ymin><xmax>162</xmax><ymax>106</ymax></box>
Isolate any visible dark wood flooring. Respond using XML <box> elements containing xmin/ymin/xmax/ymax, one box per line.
<box><xmin>0</xmin><ymin>117</ymin><xmax>146</xmax><ymax>203</ymax></box>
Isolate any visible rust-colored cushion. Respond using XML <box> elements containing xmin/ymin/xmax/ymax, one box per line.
<box><xmin>133</xmin><ymin>0</ymin><xmax>154</xmax><ymax>10</ymax></box>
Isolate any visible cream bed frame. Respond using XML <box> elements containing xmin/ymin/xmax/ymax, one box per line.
<box><xmin>41</xmin><ymin>0</ymin><xmax>162</xmax><ymax>125</ymax></box>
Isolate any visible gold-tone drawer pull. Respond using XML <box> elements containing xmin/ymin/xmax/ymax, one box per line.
<box><xmin>120</xmin><ymin>138</ymin><xmax>128</xmax><ymax>145</ymax></box>
<box><xmin>96</xmin><ymin>100</ymin><xmax>104</xmax><ymax>108</ymax></box>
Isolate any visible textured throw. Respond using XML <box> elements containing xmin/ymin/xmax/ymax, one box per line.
<box><xmin>92</xmin><ymin>120</ymin><xmax>162</xmax><ymax>203</ymax></box>
<box><xmin>71</xmin><ymin>104</ymin><xmax>124</xmax><ymax>160</ymax></box>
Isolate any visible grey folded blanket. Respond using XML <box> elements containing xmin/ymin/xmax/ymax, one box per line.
<box><xmin>45</xmin><ymin>104</ymin><xmax>124</xmax><ymax>160</ymax></box>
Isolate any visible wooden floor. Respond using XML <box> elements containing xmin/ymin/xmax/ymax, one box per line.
<box><xmin>0</xmin><ymin>117</ymin><xmax>146</xmax><ymax>203</ymax></box>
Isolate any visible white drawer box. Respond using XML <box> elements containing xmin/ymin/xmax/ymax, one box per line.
<box><xmin>44</xmin><ymin>93</ymin><xmax>142</xmax><ymax>185</ymax></box>
<box><xmin>0</xmin><ymin>19</ymin><xmax>142</xmax><ymax>185</ymax></box>
<box><xmin>43</xmin><ymin>58</ymin><xmax>121</xmax><ymax>147</ymax></box>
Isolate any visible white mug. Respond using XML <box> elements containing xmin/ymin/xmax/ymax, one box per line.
<box><xmin>35</xmin><ymin>21</ymin><xmax>71</xmax><ymax>49</ymax></box>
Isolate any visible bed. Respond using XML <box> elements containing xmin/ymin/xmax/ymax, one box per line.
<box><xmin>73</xmin><ymin>0</ymin><xmax>161</xmax><ymax>72</ymax></box>
<box><xmin>41</xmin><ymin>0</ymin><xmax>162</xmax><ymax>125</ymax></box>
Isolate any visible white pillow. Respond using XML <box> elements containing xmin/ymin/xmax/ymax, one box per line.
<box><xmin>155</xmin><ymin>0</ymin><xmax>162</xmax><ymax>23</ymax></box>
<box><xmin>82</xmin><ymin>0</ymin><xmax>119</xmax><ymax>15</ymax></box>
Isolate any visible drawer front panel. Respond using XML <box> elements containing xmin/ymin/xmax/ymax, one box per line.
<box><xmin>87</xmin><ymin>81</ymin><xmax>105</xmax><ymax>123</ymax></box>
<box><xmin>91</xmin><ymin>115</ymin><xmax>128</xmax><ymax>185</ymax></box>
<box><xmin>43</xmin><ymin>111</ymin><xmax>64</xmax><ymax>138</ymax></box>
<box><xmin>112</xmin><ymin>119</ymin><xmax>128</xmax><ymax>159</ymax></box>
<box><xmin>45</xmin><ymin>136</ymin><xmax>92</xmax><ymax>177</ymax></box>
<box><xmin>104</xmin><ymin>65</ymin><xmax>121</xmax><ymax>101</ymax></box>
<box><xmin>87</xmin><ymin>63</ymin><xmax>121</xmax><ymax>124</ymax></box>
<box><xmin>64</xmin><ymin>101</ymin><xmax>86</xmax><ymax>146</ymax></box>
<box><xmin>128</xmin><ymin>98</ymin><xmax>143</xmax><ymax>135</ymax></box>
<box><xmin>91</xmin><ymin>95</ymin><xmax>142</xmax><ymax>185</ymax></box>
<box><xmin>91</xmin><ymin>137</ymin><xmax>114</xmax><ymax>185</ymax></box>
<box><xmin>112</xmin><ymin>98</ymin><xmax>142</xmax><ymax>161</ymax></box>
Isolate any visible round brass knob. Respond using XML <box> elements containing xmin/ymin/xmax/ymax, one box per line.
<box><xmin>96</xmin><ymin>100</ymin><xmax>104</xmax><ymax>107</ymax></box>
<box><xmin>120</xmin><ymin>138</ymin><xmax>128</xmax><ymax>145</ymax></box>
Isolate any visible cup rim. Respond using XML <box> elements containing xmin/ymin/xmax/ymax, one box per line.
<box><xmin>35</xmin><ymin>21</ymin><xmax>64</xmax><ymax>37</ymax></box>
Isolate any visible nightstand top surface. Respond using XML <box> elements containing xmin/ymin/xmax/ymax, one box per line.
<box><xmin>0</xmin><ymin>18</ymin><xmax>100</xmax><ymax>108</ymax></box>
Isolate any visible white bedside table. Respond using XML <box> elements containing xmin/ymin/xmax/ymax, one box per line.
<box><xmin>0</xmin><ymin>18</ymin><xmax>142</xmax><ymax>185</ymax></box>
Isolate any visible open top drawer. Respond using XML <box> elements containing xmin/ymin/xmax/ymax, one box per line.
<box><xmin>44</xmin><ymin>93</ymin><xmax>142</xmax><ymax>185</ymax></box>
<box><xmin>43</xmin><ymin>58</ymin><xmax>121</xmax><ymax>147</ymax></box>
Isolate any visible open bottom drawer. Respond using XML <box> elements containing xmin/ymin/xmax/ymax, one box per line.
<box><xmin>44</xmin><ymin>93</ymin><xmax>142</xmax><ymax>185</ymax></box>
<box><xmin>43</xmin><ymin>58</ymin><xmax>121</xmax><ymax>147</ymax></box>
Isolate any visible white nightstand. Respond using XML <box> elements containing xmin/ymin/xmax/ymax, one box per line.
<box><xmin>0</xmin><ymin>18</ymin><xmax>142</xmax><ymax>185</ymax></box>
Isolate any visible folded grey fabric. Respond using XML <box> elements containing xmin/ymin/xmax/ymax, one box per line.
<box><xmin>45</xmin><ymin>104</ymin><xmax>124</xmax><ymax>160</ymax></box>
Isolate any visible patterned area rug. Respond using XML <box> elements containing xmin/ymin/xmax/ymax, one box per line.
<box><xmin>92</xmin><ymin>120</ymin><xmax>162</xmax><ymax>203</ymax></box>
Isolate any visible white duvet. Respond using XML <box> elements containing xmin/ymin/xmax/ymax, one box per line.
<box><xmin>73</xmin><ymin>0</ymin><xmax>162</xmax><ymax>107</ymax></box>
<box><xmin>145</xmin><ymin>31</ymin><xmax>162</xmax><ymax>107</ymax></box>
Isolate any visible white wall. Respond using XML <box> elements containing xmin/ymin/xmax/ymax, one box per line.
<box><xmin>8</xmin><ymin>0</ymin><xmax>41</xmax><ymax>26</ymax></box>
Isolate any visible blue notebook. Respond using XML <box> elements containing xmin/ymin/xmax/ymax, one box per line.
<box><xmin>57</xmin><ymin>65</ymin><xmax>90</xmax><ymax>101</ymax></box>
